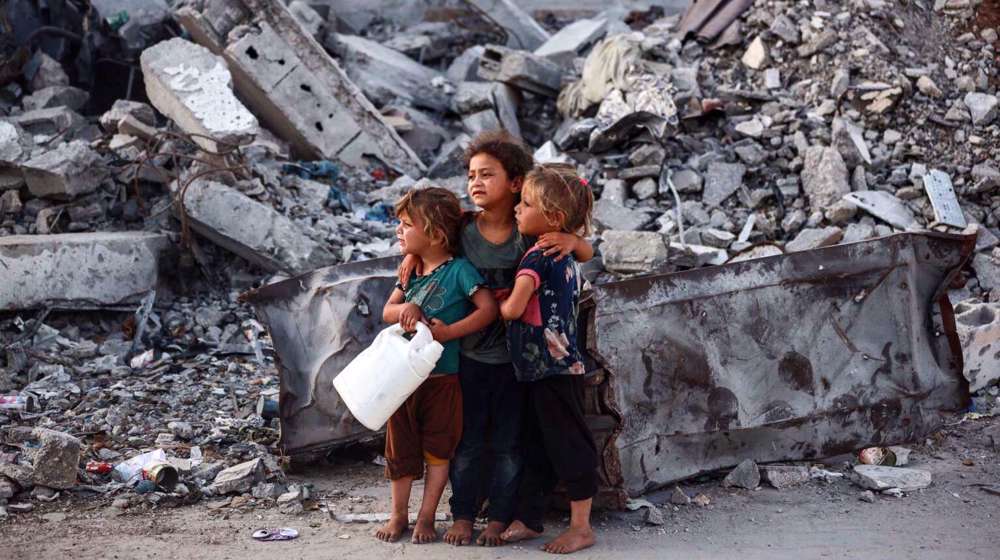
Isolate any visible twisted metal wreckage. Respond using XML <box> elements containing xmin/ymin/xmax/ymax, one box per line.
<box><xmin>244</xmin><ymin>232</ymin><xmax>976</xmax><ymax>507</ymax></box>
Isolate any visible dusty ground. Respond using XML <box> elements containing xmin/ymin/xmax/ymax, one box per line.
<box><xmin>1</xmin><ymin>414</ymin><xmax>998</xmax><ymax>560</ymax></box>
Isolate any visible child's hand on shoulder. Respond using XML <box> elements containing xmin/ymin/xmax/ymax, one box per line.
<box><xmin>398</xmin><ymin>303</ymin><xmax>424</xmax><ymax>332</ymax></box>
<box><xmin>396</xmin><ymin>254</ymin><xmax>422</xmax><ymax>289</ymax></box>
<box><xmin>537</xmin><ymin>232</ymin><xmax>581</xmax><ymax>261</ymax></box>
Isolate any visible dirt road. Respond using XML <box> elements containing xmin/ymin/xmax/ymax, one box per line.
<box><xmin>2</xmin><ymin>415</ymin><xmax>998</xmax><ymax>560</ymax></box>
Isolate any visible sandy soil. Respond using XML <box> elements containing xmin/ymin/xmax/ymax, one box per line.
<box><xmin>2</xmin><ymin>415</ymin><xmax>998</xmax><ymax>560</ymax></box>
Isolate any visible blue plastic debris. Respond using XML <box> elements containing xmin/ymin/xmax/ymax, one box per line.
<box><xmin>283</xmin><ymin>161</ymin><xmax>351</xmax><ymax>211</ymax></box>
<box><xmin>365</xmin><ymin>202</ymin><xmax>395</xmax><ymax>223</ymax></box>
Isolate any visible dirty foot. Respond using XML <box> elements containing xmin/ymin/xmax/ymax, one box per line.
<box><xmin>500</xmin><ymin>520</ymin><xmax>542</xmax><ymax>543</ymax></box>
<box><xmin>476</xmin><ymin>520</ymin><xmax>508</xmax><ymax>546</ymax></box>
<box><xmin>444</xmin><ymin>519</ymin><xmax>474</xmax><ymax>546</ymax></box>
<box><xmin>374</xmin><ymin>515</ymin><xmax>408</xmax><ymax>543</ymax></box>
<box><xmin>541</xmin><ymin>526</ymin><xmax>595</xmax><ymax>554</ymax></box>
<box><xmin>411</xmin><ymin>516</ymin><xmax>439</xmax><ymax>544</ymax></box>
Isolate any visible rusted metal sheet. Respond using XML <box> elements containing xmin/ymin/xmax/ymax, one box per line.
<box><xmin>246</xmin><ymin>232</ymin><xmax>974</xmax><ymax>499</ymax></box>
<box><xmin>589</xmin><ymin>232</ymin><xmax>974</xmax><ymax>496</ymax></box>
<box><xmin>676</xmin><ymin>0</ymin><xmax>753</xmax><ymax>44</ymax></box>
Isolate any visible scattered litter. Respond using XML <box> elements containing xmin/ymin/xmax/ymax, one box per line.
<box><xmin>252</xmin><ymin>528</ymin><xmax>299</xmax><ymax>541</ymax></box>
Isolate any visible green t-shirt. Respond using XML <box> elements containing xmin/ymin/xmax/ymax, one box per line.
<box><xmin>403</xmin><ymin>257</ymin><xmax>484</xmax><ymax>374</ymax></box>
<box><xmin>458</xmin><ymin>217</ymin><xmax>534</xmax><ymax>364</ymax></box>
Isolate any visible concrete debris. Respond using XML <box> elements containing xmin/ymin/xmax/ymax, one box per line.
<box><xmin>534</xmin><ymin>17</ymin><xmax>608</xmax><ymax>65</ymax></box>
<box><xmin>0</xmin><ymin>122</ymin><xmax>32</xmax><ymax>164</ymax></box>
<box><xmin>99</xmin><ymin>100</ymin><xmax>157</xmax><ymax>133</ymax></box>
<box><xmin>21</xmin><ymin>86</ymin><xmax>89</xmax><ymax>112</ymax></box>
<box><xmin>953</xmin><ymin>301</ymin><xmax>1000</xmax><ymax>392</ymax></box>
<box><xmin>287</xmin><ymin>0</ymin><xmax>324</xmax><ymax>39</ymax></box>
<box><xmin>859</xmin><ymin>490</ymin><xmax>877</xmax><ymax>503</ymax></box>
<box><xmin>478</xmin><ymin>45</ymin><xmax>563</xmax><ymax>98</ymax></box>
<box><xmin>741</xmin><ymin>36</ymin><xmax>768</xmax><ymax>70</ymax></box>
<box><xmin>843</xmin><ymin>191</ymin><xmax>918</xmax><ymax>230</ymax></box>
<box><xmin>760</xmin><ymin>466</ymin><xmax>810</xmax><ymax>489</ymax></box>
<box><xmin>600</xmin><ymin>230</ymin><xmax>668</xmax><ymax>274</ymax></box>
<box><xmin>964</xmin><ymin>92</ymin><xmax>998</xmax><ymax>126</ymax></box>
<box><xmin>0</xmin><ymin>232</ymin><xmax>169</xmax><ymax>309</ymax></box>
<box><xmin>785</xmin><ymin>227</ymin><xmax>844</xmax><ymax>253</ymax></box>
<box><xmin>141</xmin><ymin>38</ymin><xmax>259</xmax><ymax>153</ymax></box>
<box><xmin>4</xmin><ymin>107</ymin><xmax>87</xmax><ymax>138</ymax></box>
<box><xmin>466</xmin><ymin>0</ymin><xmax>550</xmax><ymax>51</ymax></box>
<box><xmin>703</xmin><ymin>162</ymin><xmax>745</xmax><ymax>208</ymax></box>
<box><xmin>26</xmin><ymin>52</ymin><xmax>70</xmax><ymax>91</ymax></box>
<box><xmin>593</xmin><ymin>198</ymin><xmax>653</xmax><ymax>232</ymax></box>
<box><xmin>852</xmin><ymin>465</ymin><xmax>932</xmax><ymax>492</ymax></box>
<box><xmin>832</xmin><ymin>117</ymin><xmax>872</xmax><ymax>167</ymax></box>
<box><xmin>209</xmin><ymin>458</ymin><xmax>265</xmax><ymax>495</ymax></box>
<box><xmin>801</xmin><ymin>147</ymin><xmax>850</xmax><ymax>210</ymax></box>
<box><xmin>670</xmin><ymin>486</ymin><xmax>691</xmax><ymax>505</ymax></box>
<box><xmin>21</xmin><ymin>140</ymin><xmax>108</xmax><ymax>199</ymax></box>
<box><xmin>13</xmin><ymin>428</ymin><xmax>82</xmax><ymax>490</ymax></box>
<box><xmin>176</xmin><ymin>0</ymin><xmax>424</xmax><ymax>175</ymax></box>
<box><xmin>327</xmin><ymin>34</ymin><xmax>450</xmax><ymax>112</ymax></box>
<box><xmin>175</xmin><ymin>179</ymin><xmax>335</xmax><ymax>275</ymax></box>
<box><xmin>722</xmin><ymin>459</ymin><xmax>760</xmax><ymax>490</ymax></box>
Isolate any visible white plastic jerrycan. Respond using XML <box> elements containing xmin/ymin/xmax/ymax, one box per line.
<box><xmin>332</xmin><ymin>322</ymin><xmax>443</xmax><ymax>431</ymax></box>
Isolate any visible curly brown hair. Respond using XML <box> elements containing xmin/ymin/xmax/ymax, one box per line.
<box><xmin>393</xmin><ymin>187</ymin><xmax>463</xmax><ymax>252</ymax></box>
<box><xmin>463</xmin><ymin>129</ymin><xmax>534</xmax><ymax>181</ymax></box>
<box><xmin>523</xmin><ymin>164</ymin><xmax>594</xmax><ymax>236</ymax></box>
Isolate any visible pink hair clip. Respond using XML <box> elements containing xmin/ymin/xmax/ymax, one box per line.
<box><xmin>579</xmin><ymin>177</ymin><xmax>589</xmax><ymax>187</ymax></box>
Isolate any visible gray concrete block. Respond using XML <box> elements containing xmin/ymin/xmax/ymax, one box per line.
<box><xmin>534</xmin><ymin>17</ymin><xmax>607</xmax><ymax>65</ymax></box>
<box><xmin>21</xmin><ymin>140</ymin><xmax>108</xmax><ymax>199</ymax></box>
<box><xmin>467</xmin><ymin>0</ymin><xmax>550</xmax><ymax>50</ymax></box>
<box><xmin>176</xmin><ymin>179</ymin><xmax>335</xmax><ymax>274</ymax></box>
<box><xmin>478</xmin><ymin>45</ymin><xmax>563</xmax><ymax>98</ymax></box>
<box><xmin>0</xmin><ymin>232</ymin><xmax>168</xmax><ymax>310</ymax></box>
<box><xmin>140</xmin><ymin>37</ymin><xmax>259</xmax><ymax>152</ymax></box>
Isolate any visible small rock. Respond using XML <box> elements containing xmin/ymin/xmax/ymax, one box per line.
<box><xmin>703</xmin><ymin>162</ymin><xmax>746</xmax><ymax>208</ymax></box>
<box><xmin>760</xmin><ymin>465</ymin><xmax>811</xmax><ymax>489</ymax></box>
<box><xmin>601</xmin><ymin>179</ymin><xmax>628</xmax><ymax>204</ymax></box>
<box><xmin>643</xmin><ymin>506</ymin><xmax>665</xmax><ymax>526</ymax></box>
<box><xmin>764</xmin><ymin>68</ymin><xmax>781</xmax><ymax>90</ymax></box>
<box><xmin>209</xmin><ymin>458</ymin><xmax>265</xmax><ymax>495</ymax></box>
<box><xmin>741</xmin><ymin>36</ymin><xmax>768</xmax><ymax>70</ymax></box>
<box><xmin>964</xmin><ymin>92</ymin><xmax>999</xmax><ymax>125</ymax></box>
<box><xmin>168</xmin><ymin>421</ymin><xmax>194</xmax><ymax>440</ymax></box>
<box><xmin>786</xmin><ymin>227</ymin><xmax>844</xmax><ymax>252</ymax></box>
<box><xmin>801</xmin><ymin>147</ymin><xmax>850</xmax><ymax>210</ymax></box>
<box><xmin>859</xmin><ymin>490</ymin><xmax>877</xmax><ymax>503</ymax></box>
<box><xmin>916</xmin><ymin>76</ymin><xmax>942</xmax><ymax>98</ymax></box>
<box><xmin>692</xmin><ymin>493</ymin><xmax>711</xmax><ymax>507</ymax></box>
<box><xmin>41</xmin><ymin>512</ymin><xmax>67</xmax><ymax>522</ymax></box>
<box><xmin>601</xmin><ymin>230</ymin><xmax>668</xmax><ymax>274</ymax></box>
<box><xmin>826</xmin><ymin>200</ymin><xmax>858</xmax><ymax>224</ymax></box>
<box><xmin>670</xmin><ymin>486</ymin><xmax>691</xmax><ymax>505</ymax></box>
<box><xmin>722</xmin><ymin>459</ymin><xmax>760</xmax><ymax>490</ymax></box>
<box><xmin>632</xmin><ymin>177</ymin><xmax>657</xmax><ymax>200</ymax></box>
<box><xmin>670</xmin><ymin>169</ymin><xmax>703</xmax><ymax>194</ymax></box>
<box><xmin>888</xmin><ymin>446</ymin><xmax>912</xmax><ymax>467</ymax></box>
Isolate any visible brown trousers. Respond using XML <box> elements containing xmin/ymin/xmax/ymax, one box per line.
<box><xmin>384</xmin><ymin>375</ymin><xmax>463</xmax><ymax>480</ymax></box>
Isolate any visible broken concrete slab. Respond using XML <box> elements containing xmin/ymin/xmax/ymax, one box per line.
<box><xmin>534</xmin><ymin>17</ymin><xmax>608</xmax><ymax>65</ymax></box>
<box><xmin>832</xmin><ymin>117</ymin><xmax>872</xmax><ymax>167</ymax></box>
<box><xmin>703</xmin><ymin>162</ymin><xmax>746</xmax><ymax>208</ymax></box>
<box><xmin>3</xmin><ymin>107</ymin><xmax>87</xmax><ymax>138</ymax></box>
<box><xmin>99</xmin><ymin>99</ymin><xmax>157</xmax><ymax>132</ymax></box>
<box><xmin>973</xmin><ymin>250</ymin><xmax>1000</xmax><ymax>292</ymax></box>
<box><xmin>327</xmin><ymin>33</ymin><xmax>450</xmax><ymax>112</ymax></box>
<box><xmin>21</xmin><ymin>86</ymin><xmax>89</xmax><ymax>112</ymax></box>
<box><xmin>140</xmin><ymin>37</ymin><xmax>259</xmax><ymax>152</ymax></box>
<box><xmin>288</xmin><ymin>0</ymin><xmax>324</xmax><ymax>39</ymax></box>
<box><xmin>452</xmin><ymin>81</ymin><xmax>521</xmax><ymax>137</ymax></box>
<box><xmin>27</xmin><ymin>428</ymin><xmax>81</xmax><ymax>489</ymax></box>
<box><xmin>176</xmin><ymin>179</ymin><xmax>335</xmax><ymax>275</ymax></box>
<box><xmin>176</xmin><ymin>0</ymin><xmax>424</xmax><ymax>175</ymax></box>
<box><xmin>478</xmin><ymin>45</ymin><xmax>563</xmax><ymax>98</ymax></box>
<box><xmin>467</xmin><ymin>0</ymin><xmax>550</xmax><ymax>50</ymax></box>
<box><xmin>447</xmin><ymin>45</ymin><xmax>486</xmax><ymax>83</ymax></box>
<box><xmin>760</xmin><ymin>465</ymin><xmax>810</xmax><ymax>489</ymax></box>
<box><xmin>25</xmin><ymin>52</ymin><xmax>69</xmax><ymax>91</ymax></box>
<box><xmin>843</xmin><ymin>191</ymin><xmax>918</xmax><ymax>230</ymax></box>
<box><xmin>852</xmin><ymin>465</ymin><xmax>931</xmax><ymax>491</ymax></box>
<box><xmin>953</xmin><ymin>301</ymin><xmax>1000</xmax><ymax>392</ymax></box>
<box><xmin>801</xmin><ymin>146</ymin><xmax>850</xmax><ymax>209</ymax></box>
<box><xmin>785</xmin><ymin>226</ymin><xmax>844</xmax><ymax>253</ymax></box>
<box><xmin>601</xmin><ymin>230</ymin><xmax>668</xmax><ymax>274</ymax></box>
<box><xmin>0</xmin><ymin>121</ymin><xmax>33</xmax><ymax>165</ymax></box>
<box><xmin>0</xmin><ymin>232</ymin><xmax>169</xmax><ymax>310</ymax></box>
<box><xmin>722</xmin><ymin>459</ymin><xmax>760</xmax><ymax>490</ymax></box>
<box><xmin>209</xmin><ymin>458</ymin><xmax>265</xmax><ymax>495</ymax></box>
<box><xmin>21</xmin><ymin>140</ymin><xmax>108</xmax><ymax>199</ymax></box>
<box><xmin>593</xmin><ymin>198</ymin><xmax>653</xmax><ymax>232</ymax></box>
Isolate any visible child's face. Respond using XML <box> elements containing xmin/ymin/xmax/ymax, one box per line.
<box><xmin>515</xmin><ymin>183</ymin><xmax>560</xmax><ymax>236</ymax></box>
<box><xmin>395</xmin><ymin>210</ymin><xmax>438</xmax><ymax>256</ymax></box>
<box><xmin>467</xmin><ymin>153</ymin><xmax>520</xmax><ymax>210</ymax></box>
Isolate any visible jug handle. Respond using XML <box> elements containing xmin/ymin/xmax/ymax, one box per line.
<box><xmin>407</xmin><ymin>322</ymin><xmax>434</xmax><ymax>380</ymax></box>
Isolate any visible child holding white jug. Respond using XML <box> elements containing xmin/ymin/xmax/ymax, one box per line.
<box><xmin>376</xmin><ymin>187</ymin><xmax>498</xmax><ymax>544</ymax></box>
<box><xmin>499</xmin><ymin>163</ymin><xmax>599</xmax><ymax>555</ymax></box>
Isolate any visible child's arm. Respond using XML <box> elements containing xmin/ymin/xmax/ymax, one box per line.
<box><xmin>428</xmin><ymin>289</ymin><xmax>498</xmax><ymax>343</ymax></box>
<box><xmin>382</xmin><ymin>288</ymin><xmax>424</xmax><ymax>331</ymax></box>
<box><xmin>536</xmin><ymin>233</ymin><xmax>594</xmax><ymax>262</ymax></box>
<box><xmin>499</xmin><ymin>275</ymin><xmax>536</xmax><ymax>321</ymax></box>
<box><xmin>396</xmin><ymin>254</ymin><xmax>422</xmax><ymax>290</ymax></box>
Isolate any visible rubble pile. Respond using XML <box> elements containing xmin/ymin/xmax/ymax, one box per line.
<box><xmin>1</xmin><ymin>0</ymin><xmax>999</xmax><ymax>520</ymax></box>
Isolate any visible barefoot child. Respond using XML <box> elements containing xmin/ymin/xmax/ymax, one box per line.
<box><xmin>377</xmin><ymin>187</ymin><xmax>498</xmax><ymax>544</ymax></box>
<box><xmin>499</xmin><ymin>164</ymin><xmax>598</xmax><ymax>554</ymax></box>
<box><xmin>401</xmin><ymin>131</ymin><xmax>593</xmax><ymax>546</ymax></box>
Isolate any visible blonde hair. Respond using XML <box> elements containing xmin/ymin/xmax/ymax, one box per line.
<box><xmin>523</xmin><ymin>163</ymin><xmax>594</xmax><ymax>235</ymax></box>
<box><xmin>393</xmin><ymin>187</ymin><xmax>463</xmax><ymax>252</ymax></box>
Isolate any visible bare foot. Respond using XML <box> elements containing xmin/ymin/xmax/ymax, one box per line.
<box><xmin>374</xmin><ymin>515</ymin><xmax>407</xmax><ymax>543</ymax></box>
<box><xmin>500</xmin><ymin>520</ymin><xmax>542</xmax><ymax>543</ymax></box>
<box><xmin>476</xmin><ymin>520</ymin><xmax>508</xmax><ymax>547</ymax></box>
<box><xmin>542</xmin><ymin>526</ymin><xmax>595</xmax><ymax>554</ymax></box>
<box><xmin>443</xmin><ymin>519</ymin><xmax>473</xmax><ymax>546</ymax></box>
<box><xmin>411</xmin><ymin>516</ymin><xmax>439</xmax><ymax>544</ymax></box>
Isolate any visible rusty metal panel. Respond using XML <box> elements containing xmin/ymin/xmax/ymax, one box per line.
<box><xmin>590</xmin><ymin>232</ymin><xmax>974</xmax><ymax>496</ymax></box>
<box><xmin>243</xmin><ymin>256</ymin><xmax>401</xmax><ymax>455</ymax></box>
<box><xmin>246</xmin><ymin>232</ymin><xmax>973</xmax><ymax>500</ymax></box>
